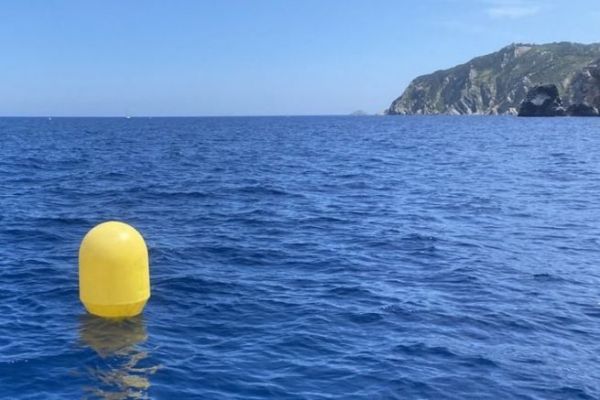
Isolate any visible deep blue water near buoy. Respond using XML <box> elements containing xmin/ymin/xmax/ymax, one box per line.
<box><xmin>1</xmin><ymin>116</ymin><xmax>600</xmax><ymax>399</ymax></box>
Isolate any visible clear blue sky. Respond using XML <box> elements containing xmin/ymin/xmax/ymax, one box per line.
<box><xmin>1</xmin><ymin>0</ymin><xmax>599</xmax><ymax>116</ymax></box>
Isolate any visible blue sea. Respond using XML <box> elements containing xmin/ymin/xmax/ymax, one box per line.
<box><xmin>1</xmin><ymin>116</ymin><xmax>600</xmax><ymax>399</ymax></box>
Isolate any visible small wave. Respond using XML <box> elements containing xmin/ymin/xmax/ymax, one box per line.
<box><xmin>344</xmin><ymin>312</ymin><xmax>383</xmax><ymax>324</ymax></box>
<box><xmin>393</xmin><ymin>342</ymin><xmax>457</xmax><ymax>358</ymax></box>
<box><xmin>327</xmin><ymin>285</ymin><xmax>372</xmax><ymax>297</ymax></box>
<box><xmin>234</xmin><ymin>185</ymin><xmax>296</xmax><ymax>197</ymax></box>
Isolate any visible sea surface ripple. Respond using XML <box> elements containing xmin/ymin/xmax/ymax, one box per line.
<box><xmin>1</xmin><ymin>116</ymin><xmax>600</xmax><ymax>399</ymax></box>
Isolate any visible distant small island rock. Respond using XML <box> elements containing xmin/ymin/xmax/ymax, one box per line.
<box><xmin>349</xmin><ymin>110</ymin><xmax>369</xmax><ymax>116</ymax></box>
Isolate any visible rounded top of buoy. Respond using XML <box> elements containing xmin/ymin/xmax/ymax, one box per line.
<box><xmin>81</xmin><ymin>221</ymin><xmax>146</xmax><ymax>258</ymax></box>
<box><xmin>79</xmin><ymin>221</ymin><xmax>150</xmax><ymax>318</ymax></box>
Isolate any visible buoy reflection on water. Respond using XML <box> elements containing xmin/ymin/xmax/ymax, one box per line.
<box><xmin>78</xmin><ymin>314</ymin><xmax>159</xmax><ymax>399</ymax></box>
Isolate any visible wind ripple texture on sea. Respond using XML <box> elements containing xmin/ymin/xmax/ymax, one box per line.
<box><xmin>1</xmin><ymin>116</ymin><xmax>600</xmax><ymax>399</ymax></box>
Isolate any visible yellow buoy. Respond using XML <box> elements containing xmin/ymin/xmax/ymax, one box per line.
<box><xmin>79</xmin><ymin>221</ymin><xmax>150</xmax><ymax>318</ymax></box>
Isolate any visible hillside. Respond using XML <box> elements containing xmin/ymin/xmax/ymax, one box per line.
<box><xmin>386</xmin><ymin>42</ymin><xmax>600</xmax><ymax>115</ymax></box>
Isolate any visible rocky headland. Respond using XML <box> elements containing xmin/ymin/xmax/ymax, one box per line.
<box><xmin>386</xmin><ymin>42</ymin><xmax>600</xmax><ymax>116</ymax></box>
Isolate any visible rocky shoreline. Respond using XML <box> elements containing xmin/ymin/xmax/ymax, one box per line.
<box><xmin>518</xmin><ymin>84</ymin><xmax>599</xmax><ymax>117</ymax></box>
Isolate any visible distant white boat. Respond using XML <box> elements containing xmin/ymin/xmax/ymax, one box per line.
<box><xmin>125</xmin><ymin>116</ymin><xmax>132</xmax><ymax>119</ymax></box>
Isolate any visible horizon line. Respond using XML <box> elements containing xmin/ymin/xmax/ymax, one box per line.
<box><xmin>0</xmin><ymin>114</ymin><xmax>384</xmax><ymax>118</ymax></box>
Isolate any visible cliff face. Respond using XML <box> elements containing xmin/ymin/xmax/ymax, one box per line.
<box><xmin>386</xmin><ymin>42</ymin><xmax>600</xmax><ymax>115</ymax></box>
<box><xmin>568</xmin><ymin>59</ymin><xmax>600</xmax><ymax>110</ymax></box>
